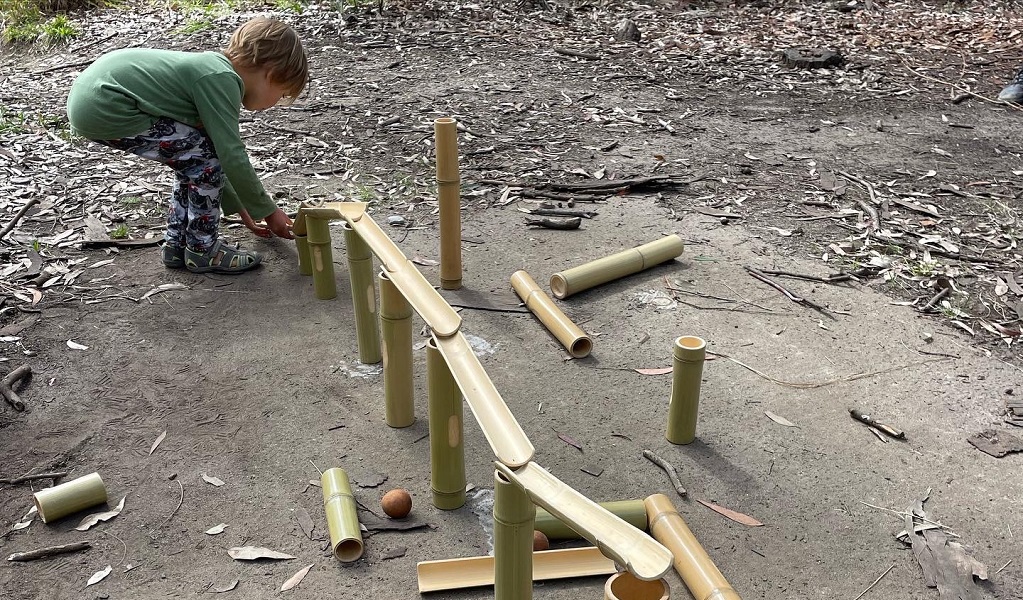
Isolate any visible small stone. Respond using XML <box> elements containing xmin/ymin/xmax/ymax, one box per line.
<box><xmin>387</xmin><ymin>215</ymin><xmax>406</xmax><ymax>226</ymax></box>
<box><xmin>167</xmin><ymin>472</ymin><xmax>177</xmax><ymax>480</ymax></box>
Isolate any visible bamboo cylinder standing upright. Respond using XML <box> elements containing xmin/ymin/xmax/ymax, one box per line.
<box><xmin>665</xmin><ymin>336</ymin><xmax>707</xmax><ymax>445</ymax></box>
<box><xmin>294</xmin><ymin>212</ymin><xmax>312</xmax><ymax>276</ymax></box>
<box><xmin>343</xmin><ymin>223</ymin><xmax>382</xmax><ymax>364</ymax></box>
<box><xmin>306</xmin><ymin>216</ymin><xmax>336</xmax><ymax>299</ymax></box>
<box><xmin>435</xmin><ymin>117</ymin><xmax>462</xmax><ymax>290</ymax></box>
<box><xmin>321</xmin><ymin>468</ymin><xmax>365</xmax><ymax>562</ymax></box>
<box><xmin>549</xmin><ymin>235</ymin><xmax>684</xmax><ymax>299</ymax></box>
<box><xmin>494</xmin><ymin>470</ymin><xmax>535</xmax><ymax>600</ymax></box>
<box><xmin>379</xmin><ymin>270</ymin><xmax>414</xmax><ymax>428</ymax></box>
<box><xmin>426</xmin><ymin>338</ymin><xmax>465</xmax><ymax>509</ymax></box>
<box><xmin>644</xmin><ymin>494</ymin><xmax>741</xmax><ymax>600</ymax></box>
<box><xmin>33</xmin><ymin>472</ymin><xmax>107</xmax><ymax>523</ymax></box>
<box><xmin>510</xmin><ymin>270</ymin><xmax>592</xmax><ymax>358</ymax></box>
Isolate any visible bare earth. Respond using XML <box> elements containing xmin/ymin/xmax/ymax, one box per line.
<box><xmin>1</xmin><ymin>2</ymin><xmax>1021</xmax><ymax>599</ymax></box>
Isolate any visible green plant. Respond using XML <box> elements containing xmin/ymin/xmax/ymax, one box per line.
<box><xmin>273</xmin><ymin>0</ymin><xmax>303</xmax><ymax>12</ymax></box>
<box><xmin>109</xmin><ymin>224</ymin><xmax>129</xmax><ymax>239</ymax></box>
<box><xmin>40</xmin><ymin>13</ymin><xmax>77</xmax><ymax>43</ymax></box>
<box><xmin>119</xmin><ymin>196</ymin><xmax>143</xmax><ymax>207</ymax></box>
<box><xmin>0</xmin><ymin>106</ymin><xmax>29</xmax><ymax>134</ymax></box>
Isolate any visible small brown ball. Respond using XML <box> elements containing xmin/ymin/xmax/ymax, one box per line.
<box><xmin>381</xmin><ymin>488</ymin><xmax>412</xmax><ymax>519</ymax></box>
<box><xmin>532</xmin><ymin>530</ymin><xmax>549</xmax><ymax>552</ymax></box>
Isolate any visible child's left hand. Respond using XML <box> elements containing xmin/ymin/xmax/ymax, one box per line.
<box><xmin>239</xmin><ymin>209</ymin><xmax>273</xmax><ymax>238</ymax></box>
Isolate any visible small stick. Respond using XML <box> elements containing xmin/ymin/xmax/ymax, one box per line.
<box><xmin>755</xmin><ymin>268</ymin><xmax>853</xmax><ymax>284</ymax></box>
<box><xmin>526</xmin><ymin>208</ymin><xmax>598</xmax><ymax>219</ymax></box>
<box><xmin>850</xmin><ymin>409</ymin><xmax>905</xmax><ymax>439</ymax></box>
<box><xmin>158</xmin><ymin>480</ymin><xmax>184</xmax><ymax>530</ymax></box>
<box><xmin>995</xmin><ymin>559</ymin><xmax>1012</xmax><ymax>574</ymax></box>
<box><xmin>525</xmin><ymin>217</ymin><xmax>582</xmax><ymax>230</ymax></box>
<box><xmin>0</xmin><ymin>198</ymin><xmax>40</xmax><ymax>241</ymax></box>
<box><xmin>0</xmin><ymin>365</ymin><xmax>31</xmax><ymax>412</ymax></box>
<box><xmin>0</xmin><ymin>471</ymin><xmax>67</xmax><ymax>485</ymax></box>
<box><xmin>7</xmin><ymin>541</ymin><xmax>91</xmax><ymax>562</ymax></box>
<box><xmin>642</xmin><ymin>449</ymin><xmax>687</xmax><ymax>498</ymax></box>
<box><xmin>919</xmin><ymin>287</ymin><xmax>950</xmax><ymax>312</ymax></box>
<box><xmin>852</xmin><ymin>563</ymin><xmax>896</xmax><ymax>600</ymax></box>
<box><xmin>836</xmin><ymin>171</ymin><xmax>882</xmax><ymax>230</ymax></box>
<box><xmin>744</xmin><ymin>267</ymin><xmax>835</xmax><ymax>319</ymax></box>
<box><xmin>554</xmin><ymin>47</ymin><xmax>601</xmax><ymax>61</ymax></box>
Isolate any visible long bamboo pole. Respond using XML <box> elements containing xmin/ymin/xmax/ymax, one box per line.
<box><xmin>549</xmin><ymin>235</ymin><xmax>685</xmax><ymax>299</ymax></box>
<box><xmin>494</xmin><ymin>469</ymin><xmax>535</xmax><ymax>600</ymax></box>
<box><xmin>33</xmin><ymin>472</ymin><xmax>107</xmax><ymax>523</ymax></box>
<box><xmin>665</xmin><ymin>335</ymin><xmax>706</xmax><ymax>445</ymax></box>
<box><xmin>534</xmin><ymin>499</ymin><xmax>647</xmax><ymax>539</ymax></box>
<box><xmin>379</xmin><ymin>270</ymin><xmax>415</xmax><ymax>428</ymax></box>
<box><xmin>435</xmin><ymin>117</ymin><xmax>462</xmax><ymax>290</ymax></box>
<box><xmin>343</xmin><ymin>223</ymin><xmax>382</xmax><ymax>364</ymax></box>
<box><xmin>417</xmin><ymin>547</ymin><xmax>616</xmax><ymax>593</ymax></box>
<box><xmin>427</xmin><ymin>338</ymin><xmax>466</xmax><ymax>510</ymax></box>
<box><xmin>510</xmin><ymin>270</ymin><xmax>592</xmax><ymax>358</ymax></box>
<box><xmin>306</xmin><ymin>216</ymin><xmax>337</xmax><ymax>300</ymax></box>
<box><xmin>644</xmin><ymin>494</ymin><xmax>742</xmax><ymax>600</ymax></box>
<box><xmin>322</xmin><ymin>468</ymin><xmax>364</xmax><ymax>562</ymax></box>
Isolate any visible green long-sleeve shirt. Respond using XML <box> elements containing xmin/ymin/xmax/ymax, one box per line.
<box><xmin>66</xmin><ymin>48</ymin><xmax>276</xmax><ymax>219</ymax></box>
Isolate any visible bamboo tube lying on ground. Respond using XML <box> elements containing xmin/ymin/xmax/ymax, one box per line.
<box><xmin>427</xmin><ymin>338</ymin><xmax>465</xmax><ymax>510</ymax></box>
<box><xmin>322</xmin><ymin>468</ymin><xmax>364</xmax><ymax>562</ymax></box>
<box><xmin>343</xmin><ymin>223</ymin><xmax>382</xmax><ymax>364</ymax></box>
<box><xmin>33</xmin><ymin>472</ymin><xmax>107</xmax><ymax>523</ymax></box>
<box><xmin>306</xmin><ymin>216</ymin><xmax>337</xmax><ymax>300</ymax></box>
<box><xmin>380</xmin><ymin>270</ymin><xmax>415</xmax><ymax>428</ymax></box>
<box><xmin>416</xmin><ymin>547</ymin><xmax>616</xmax><ymax>593</ymax></box>
<box><xmin>510</xmin><ymin>270</ymin><xmax>592</xmax><ymax>358</ymax></box>
<box><xmin>494</xmin><ymin>469</ymin><xmax>535</xmax><ymax>600</ymax></box>
<box><xmin>549</xmin><ymin>235</ymin><xmax>685</xmax><ymax>299</ymax></box>
<box><xmin>435</xmin><ymin>117</ymin><xmax>462</xmax><ymax>291</ymax></box>
<box><xmin>666</xmin><ymin>336</ymin><xmax>706</xmax><ymax>445</ymax></box>
<box><xmin>644</xmin><ymin>493</ymin><xmax>741</xmax><ymax>600</ymax></box>
<box><xmin>534</xmin><ymin>499</ymin><xmax>646</xmax><ymax>539</ymax></box>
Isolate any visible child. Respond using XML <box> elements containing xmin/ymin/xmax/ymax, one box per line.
<box><xmin>66</xmin><ymin>17</ymin><xmax>307</xmax><ymax>274</ymax></box>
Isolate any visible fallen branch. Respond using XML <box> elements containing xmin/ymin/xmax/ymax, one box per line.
<box><xmin>523</xmin><ymin>208</ymin><xmax>598</xmax><ymax>219</ymax></box>
<box><xmin>0</xmin><ymin>365</ymin><xmax>31</xmax><ymax>412</ymax></box>
<box><xmin>642</xmin><ymin>449</ymin><xmax>687</xmax><ymax>498</ymax></box>
<box><xmin>0</xmin><ymin>198</ymin><xmax>41</xmax><ymax>242</ymax></box>
<box><xmin>7</xmin><ymin>541</ymin><xmax>91</xmax><ymax>562</ymax></box>
<box><xmin>525</xmin><ymin>217</ymin><xmax>582</xmax><ymax>230</ymax></box>
<box><xmin>837</xmin><ymin>171</ymin><xmax>882</xmax><ymax>229</ymax></box>
<box><xmin>554</xmin><ymin>47</ymin><xmax>601</xmax><ymax>61</ymax></box>
<box><xmin>744</xmin><ymin>266</ymin><xmax>835</xmax><ymax>319</ymax></box>
<box><xmin>0</xmin><ymin>471</ymin><xmax>67</xmax><ymax>485</ymax></box>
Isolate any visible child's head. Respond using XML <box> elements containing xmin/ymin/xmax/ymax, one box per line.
<box><xmin>224</xmin><ymin>17</ymin><xmax>308</xmax><ymax>101</ymax></box>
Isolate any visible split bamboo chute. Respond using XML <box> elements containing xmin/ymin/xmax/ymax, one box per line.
<box><xmin>549</xmin><ymin>235</ymin><xmax>685</xmax><ymax>299</ymax></box>
<box><xmin>534</xmin><ymin>499</ymin><xmax>647</xmax><ymax>540</ymax></box>
<box><xmin>510</xmin><ymin>270</ymin><xmax>592</xmax><ymax>358</ymax></box>
<box><xmin>322</xmin><ymin>468</ymin><xmax>364</xmax><ymax>562</ymax></box>
<box><xmin>644</xmin><ymin>493</ymin><xmax>742</xmax><ymax>600</ymax></box>
<box><xmin>666</xmin><ymin>335</ymin><xmax>707</xmax><ymax>445</ymax></box>
<box><xmin>494</xmin><ymin>470</ymin><xmax>535</xmax><ymax>600</ymax></box>
<box><xmin>426</xmin><ymin>338</ymin><xmax>466</xmax><ymax>510</ymax></box>
<box><xmin>416</xmin><ymin>547</ymin><xmax>616</xmax><ymax>593</ymax></box>
<box><xmin>379</xmin><ymin>270</ymin><xmax>415</xmax><ymax>427</ymax></box>
<box><xmin>343</xmin><ymin>223</ymin><xmax>382</xmax><ymax>364</ymax></box>
<box><xmin>33</xmin><ymin>472</ymin><xmax>107</xmax><ymax>523</ymax></box>
<box><xmin>435</xmin><ymin>117</ymin><xmax>462</xmax><ymax>290</ymax></box>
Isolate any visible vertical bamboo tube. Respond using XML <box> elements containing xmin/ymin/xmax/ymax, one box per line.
<box><xmin>426</xmin><ymin>338</ymin><xmax>465</xmax><ymax>510</ymax></box>
<box><xmin>666</xmin><ymin>336</ymin><xmax>706</xmax><ymax>445</ymax></box>
<box><xmin>549</xmin><ymin>235</ymin><xmax>685</xmax><ymax>299</ymax></box>
<box><xmin>294</xmin><ymin>211</ymin><xmax>312</xmax><ymax>276</ymax></box>
<box><xmin>604</xmin><ymin>571</ymin><xmax>670</xmax><ymax>600</ymax></box>
<box><xmin>379</xmin><ymin>270</ymin><xmax>414</xmax><ymax>428</ymax></box>
<box><xmin>534</xmin><ymin>499</ymin><xmax>647</xmax><ymax>539</ymax></box>
<box><xmin>494</xmin><ymin>470</ymin><xmax>535</xmax><ymax>600</ymax></box>
<box><xmin>644</xmin><ymin>494</ymin><xmax>742</xmax><ymax>600</ymax></box>
<box><xmin>321</xmin><ymin>468</ymin><xmax>365</xmax><ymax>562</ymax></box>
<box><xmin>306</xmin><ymin>216</ymin><xmax>336</xmax><ymax>299</ymax></box>
<box><xmin>33</xmin><ymin>472</ymin><xmax>107</xmax><ymax>523</ymax></box>
<box><xmin>343</xmin><ymin>223</ymin><xmax>382</xmax><ymax>364</ymax></box>
<box><xmin>435</xmin><ymin>117</ymin><xmax>462</xmax><ymax>290</ymax></box>
<box><xmin>510</xmin><ymin>270</ymin><xmax>592</xmax><ymax>358</ymax></box>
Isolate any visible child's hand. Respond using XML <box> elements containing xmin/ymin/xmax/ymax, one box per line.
<box><xmin>264</xmin><ymin>208</ymin><xmax>295</xmax><ymax>240</ymax></box>
<box><xmin>239</xmin><ymin>209</ymin><xmax>273</xmax><ymax>238</ymax></box>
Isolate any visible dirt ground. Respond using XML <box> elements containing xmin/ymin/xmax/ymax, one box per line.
<box><xmin>1</xmin><ymin>1</ymin><xmax>1022</xmax><ymax>599</ymax></box>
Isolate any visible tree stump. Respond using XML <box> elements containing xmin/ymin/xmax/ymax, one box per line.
<box><xmin>781</xmin><ymin>48</ymin><xmax>843</xmax><ymax>69</ymax></box>
<box><xmin>614</xmin><ymin>18</ymin><xmax>641</xmax><ymax>43</ymax></box>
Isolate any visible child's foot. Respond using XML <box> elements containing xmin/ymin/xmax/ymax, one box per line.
<box><xmin>161</xmin><ymin>244</ymin><xmax>186</xmax><ymax>269</ymax></box>
<box><xmin>184</xmin><ymin>240</ymin><xmax>262</xmax><ymax>274</ymax></box>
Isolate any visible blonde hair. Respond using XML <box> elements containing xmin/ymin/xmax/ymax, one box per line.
<box><xmin>224</xmin><ymin>17</ymin><xmax>308</xmax><ymax>99</ymax></box>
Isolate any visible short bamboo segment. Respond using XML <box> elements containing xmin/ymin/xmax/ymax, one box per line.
<box><xmin>534</xmin><ymin>499</ymin><xmax>647</xmax><ymax>540</ymax></box>
<box><xmin>294</xmin><ymin>211</ymin><xmax>312</xmax><ymax>276</ymax></box>
<box><xmin>321</xmin><ymin>468</ymin><xmax>365</xmax><ymax>562</ymax></box>
<box><xmin>604</xmin><ymin>571</ymin><xmax>670</xmax><ymax>600</ymax></box>
<box><xmin>666</xmin><ymin>336</ymin><xmax>706</xmax><ymax>445</ymax></box>
<box><xmin>33</xmin><ymin>472</ymin><xmax>107</xmax><ymax>523</ymax></box>
<box><xmin>427</xmin><ymin>338</ymin><xmax>466</xmax><ymax>510</ymax></box>
<box><xmin>343</xmin><ymin>223</ymin><xmax>382</xmax><ymax>364</ymax></box>
<box><xmin>510</xmin><ymin>270</ymin><xmax>592</xmax><ymax>358</ymax></box>
<box><xmin>379</xmin><ymin>270</ymin><xmax>414</xmax><ymax>428</ymax></box>
<box><xmin>494</xmin><ymin>470</ymin><xmax>535</xmax><ymax>600</ymax></box>
<box><xmin>306</xmin><ymin>216</ymin><xmax>337</xmax><ymax>299</ymax></box>
<box><xmin>435</xmin><ymin>117</ymin><xmax>462</xmax><ymax>290</ymax></box>
<box><xmin>644</xmin><ymin>494</ymin><xmax>742</xmax><ymax>600</ymax></box>
<box><xmin>549</xmin><ymin>235</ymin><xmax>685</xmax><ymax>299</ymax></box>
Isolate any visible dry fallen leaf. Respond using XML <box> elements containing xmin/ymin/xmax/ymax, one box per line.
<box><xmin>557</xmin><ymin>432</ymin><xmax>583</xmax><ymax>451</ymax></box>
<box><xmin>281</xmin><ymin>563</ymin><xmax>313</xmax><ymax>592</ymax></box>
<box><xmin>67</xmin><ymin>340</ymin><xmax>89</xmax><ymax>350</ymax></box>
<box><xmin>411</xmin><ymin>255</ymin><xmax>439</xmax><ymax>266</ymax></box>
<box><xmin>212</xmin><ymin>579</ymin><xmax>239</xmax><ymax>593</ymax></box>
<box><xmin>228</xmin><ymin>546</ymin><xmax>296</xmax><ymax>561</ymax></box>
<box><xmin>205</xmin><ymin>523</ymin><xmax>228</xmax><ymax>535</ymax></box>
<box><xmin>149</xmin><ymin>430</ymin><xmax>167</xmax><ymax>455</ymax></box>
<box><xmin>86</xmin><ymin>565</ymin><xmax>112</xmax><ymax>587</ymax></box>
<box><xmin>202</xmin><ymin>473</ymin><xmax>226</xmax><ymax>487</ymax></box>
<box><xmin>764</xmin><ymin>411</ymin><xmax>798</xmax><ymax>427</ymax></box>
<box><xmin>696</xmin><ymin>499</ymin><xmax>764</xmax><ymax>527</ymax></box>
<box><xmin>634</xmin><ymin>367</ymin><xmax>673</xmax><ymax>375</ymax></box>
<box><xmin>75</xmin><ymin>496</ymin><xmax>126</xmax><ymax>531</ymax></box>
<box><xmin>296</xmin><ymin>508</ymin><xmax>314</xmax><ymax>539</ymax></box>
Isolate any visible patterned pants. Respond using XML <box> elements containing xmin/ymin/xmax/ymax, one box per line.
<box><xmin>97</xmin><ymin>117</ymin><xmax>222</xmax><ymax>253</ymax></box>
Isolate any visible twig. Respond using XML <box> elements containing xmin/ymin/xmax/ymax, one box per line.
<box><xmin>158</xmin><ymin>480</ymin><xmax>184</xmax><ymax>530</ymax></box>
<box><xmin>554</xmin><ymin>48</ymin><xmax>601</xmax><ymax>61</ymax></box>
<box><xmin>709</xmin><ymin>351</ymin><xmax>948</xmax><ymax>390</ymax></box>
<box><xmin>100</xmin><ymin>529</ymin><xmax>128</xmax><ymax>566</ymax></box>
<box><xmin>665</xmin><ymin>285</ymin><xmax>777</xmax><ymax>312</ymax></box>
<box><xmin>995</xmin><ymin>559</ymin><xmax>1012</xmax><ymax>574</ymax></box>
<box><xmin>0</xmin><ymin>365</ymin><xmax>31</xmax><ymax>412</ymax></box>
<box><xmin>642</xmin><ymin>449</ymin><xmax>687</xmax><ymax>498</ymax></box>
<box><xmin>755</xmin><ymin>268</ymin><xmax>853</xmax><ymax>284</ymax></box>
<box><xmin>0</xmin><ymin>198</ymin><xmax>41</xmax><ymax>242</ymax></box>
<box><xmin>525</xmin><ymin>217</ymin><xmax>582</xmax><ymax>230</ymax></box>
<box><xmin>836</xmin><ymin>171</ymin><xmax>881</xmax><ymax>230</ymax></box>
<box><xmin>308</xmin><ymin>459</ymin><xmax>323</xmax><ymax>475</ymax></box>
<box><xmin>852</xmin><ymin>564</ymin><xmax>896</xmax><ymax>600</ymax></box>
<box><xmin>7</xmin><ymin>541</ymin><xmax>91</xmax><ymax>562</ymax></box>
<box><xmin>919</xmin><ymin>287</ymin><xmax>950</xmax><ymax>312</ymax></box>
<box><xmin>744</xmin><ymin>266</ymin><xmax>836</xmax><ymax>319</ymax></box>
<box><xmin>0</xmin><ymin>471</ymin><xmax>67</xmax><ymax>485</ymax></box>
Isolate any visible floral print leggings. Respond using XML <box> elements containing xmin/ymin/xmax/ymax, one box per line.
<box><xmin>97</xmin><ymin>117</ymin><xmax>222</xmax><ymax>253</ymax></box>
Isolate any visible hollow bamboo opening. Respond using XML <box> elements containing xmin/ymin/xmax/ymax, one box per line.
<box><xmin>604</xmin><ymin>572</ymin><xmax>669</xmax><ymax>600</ymax></box>
<box><xmin>666</xmin><ymin>335</ymin><xmax>706</xmax><ymax>445</ymax></box>
<box><xmin>511</xmin><ymin>270</ymin><xmax>592</xmax><ymax>358</ymax></box>
<box><xmin>322</xmin><ymin>468</ymin><xmax>364</xmax><ymax>562</ymax></box>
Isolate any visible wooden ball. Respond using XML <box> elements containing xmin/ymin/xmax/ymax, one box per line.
<box><xmin>381</xmin><ymin>489</ymin><xmax>412</xmax><ymax>519</ymax></box>
<box><xmin>532</xmin><ymin>530</ymin><xmax>549</xmax><ymax>552</ymax></box>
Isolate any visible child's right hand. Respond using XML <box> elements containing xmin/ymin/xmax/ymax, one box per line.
<box><xmin>264</xmin><ymin>208</ymin><xmax>295</xmax><ymax>240</ymax></box>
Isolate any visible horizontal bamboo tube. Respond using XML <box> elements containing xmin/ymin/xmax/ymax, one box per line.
<box><xmin>495</xmin><ymin>462</ymin><xmax>672</xmax><ymax>581</ymax></box>
<box><xmin>605</xmin><ymin>571</ymin><xmax>669</xmax><ymax>600</ymax></box>
<box><xmin>535</xmin><ymin>499</ymin><xmax>647</xmax><ymax>539</ymax></box>
<box><xmin>435</xmin><ymin>117</ymin><xmax>462</xmax><ymax>290</ymax></box>
<box><xmin>343</xmin><ymin>223</ymin><xmax>382</xmax><ymax>364</ymax></box>
<box><xmin>494</xmin><ymin>470</ymin><xmax>534</xmax><ymax>600</ymax></box>
<box><xmin>427</xmin><ymin>337</ymin><xmax>466</xmax><ymax>509</ymax></box>
<box><xmin>549</xmin><ymin>235</ymin><xmax>685</xmax><ymax>299</ymax></box>
<box><xmin>379</xmin><ymin>270</ymin><xmax>415</xmax><ymax>428</ymax></box>
<box><xmin>432</xmin><ymin>332</ymin><xmax>535</xmax><ymax>468</ymax></box>
<box><xmin>306</xmin><ymin>216</ymin><xmax>337</xmax><ymax>300</ymax></box>
<box><xmin>645</xmin><ymin>494</ymin><xmax>741</xmax><ymax>600</ymax></box>
<box><xmin>322</xmin><ymin>468</ymin><xmax>364</xmax><ymax>562</ymax></box>
<box><xmin>293</xmin><ymin>201</ymin><xmax>366</xmax><ymax>236</ymax></box>
<box><xmin>416</xmin><ymin>547</ymin><xmax>616</xmax><ymax>593</ymax></box>
<box><xmin>511</xmin><ymin>270</ymin><xmax>592</xmax><ymax>358</ymax></box>
<box><xmin>666</xmin><ymin>336</ymin><xmax>706</xmax><ymax>445</ymax></box>
<box><xmin>33</xmin><ymin>472</ymin><xmax>107</xmax><ymax>523</ymax></box>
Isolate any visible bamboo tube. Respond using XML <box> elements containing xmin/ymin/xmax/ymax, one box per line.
<box><xmin>379</xmin><ymin>270</ymin><xmax>415</xmax><ymax>428</ymax></box>
<box><xmin>343</xmin><ymin>223</ymin><xmax>382</xmax><ymax>364</ymax></box>
<box><xmin>321</xmin><ymin>468</ymin><xmax>364</xmax><ymax>562</ymax></box>
<box><xmin>510</xmin><ymin>270</ymin><xmax>592</xmax><ymax>358</ymax></box>
<box><xmin>417</xmin><ymin>547</ymin><xmax>616</xmax><ymax>593</ymax></box>
<box><xmin>665</xmin><ymin>335</ymin><xmax>706</xmax><ymax>445</ymax></box>
<box><xmin>549</xmin><ymin>235</ymin><xmax>685</xmax><ymax>299</ymax></box>
<box><xmin>433</xmin><ymin>332</ymin><xmax>535</xmax><ymax>468</ymax></box>
<box><xmin>494</xmin><ymin>470</ymin><xmax>535</xmax><ymax>600</ymax></box>
<box><xmin>644</xmin><ymin>494</ymin><xmax>742</xmax><ymax>600</ymax></box>
<box><xmin>495</xmin><ymin>462</ymin><xmax>672</xmax><ymax>582</ymax></box>
<box><xmin>604</xmin><ymin>571</ymin><xmax>670</xmax><ymax>600</ymax></box>
<box><xmin>344</xmin><ymin>211</ymin><xmax>407</xmax><ymax>273</ymax></box>
<box><xmin>294</xmin><ymin>210</ymin><xmax>312</xmax><ymax>276</ymax></box>
<box><xmin>435</xmin><ymin>117</ymin><xmax>462</xmax><ymax>290</ymax></box>
<box><xmin>33</xmin><ymin>472</ymin><xmax>107</xmax><ymax>523</ymax></box>
<box><xmin>535</xmin><ymin>499</ymin><xmax>647</xmax><ymax>540</ymax></box>
<box><xmin>427</xmin><ymin>338</ymin><xmax>466</xmax><ymax>510</ymax></box>
<box><xmin>306</xmin><ymin>216</ymin><xmax>337</xmax><ymax>300</ymax></box>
